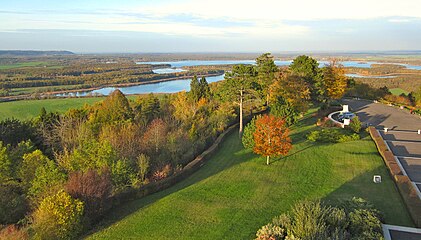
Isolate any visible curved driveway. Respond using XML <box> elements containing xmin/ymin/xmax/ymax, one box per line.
<box><xmin>343</xmin><ymin>98</ymin><xmax>421</xmax><ymax>131</ymax></box>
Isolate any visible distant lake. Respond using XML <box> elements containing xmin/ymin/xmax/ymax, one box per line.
<box><xmin>152</xmin><ymin>68</ymin><xmax>186</xmax><ymax>74</ymax></box>
<box><xmin>139</xmin><ymin>60</ymin><xmax>375</xmax><ymax>68</ymax></box>
<box><xmin>139</xmin><ymin>60</ymin><xmax>421</xmax><ymax>70</ymax></box>
<box><xmin>345</xmin><ymin>73</ymin><xmax>396</xmax><ymax>79</ymax></box>
<box><xmin>56</xmin><ymin>74</ymin><xmax>225</xmax><ymax>97</ymax></box>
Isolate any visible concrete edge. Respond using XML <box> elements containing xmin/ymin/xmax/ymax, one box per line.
<box><xmin>383</xmin><ymin>224</ymin><xmax>421</xmax><ymax>240</ymax></box>
<box><xmin>327</xmin><ymin>111</ymin><xmax>344</xmax><ymax>128</ymax></box>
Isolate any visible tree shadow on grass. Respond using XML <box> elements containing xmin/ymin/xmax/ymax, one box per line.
<box><xmin>271</xmin><ymin>144</ymin><xmax>314</xmax><ymax>165</ymax></box>
<box><xmin>83</xmin><ymin>129</ymin><xmax>256</xmax><ymax>238</ymax></box>
<box><xmin>85</xmin><ymin>110</ymin><xmax>320</xmax><ymax>238</ymax></box>
<box><xmin>321</xmin><ymin>166</ymin><xmax>414</xmax><ymax>227</ymax></box>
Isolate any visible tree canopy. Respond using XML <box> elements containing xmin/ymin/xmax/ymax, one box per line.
<box><xmin>253</xmin><ymin>115</ymin><xmax>292</xmax><ymax>165</ymax></box>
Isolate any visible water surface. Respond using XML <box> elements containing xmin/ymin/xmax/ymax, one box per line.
<box><xmin>57</xmin><ymin>74</ymin><xmax>225</xmax><ymax>97</ymax></box>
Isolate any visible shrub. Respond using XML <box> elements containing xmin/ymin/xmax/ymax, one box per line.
<box><xmin>65</xmin><ymin>169</ymin><xmax>112</xmax><ymax>224</ymax></box>
<box><xmin>256</xmin><ymin>198</ymin><xmax>384</xmax><ymax>240</ymax></box>
<box><xmin>242</xmin><ymin>116</ymin><xmax>258</xmax><ymax>149</ymax></box>
<box><xmin>255</xmin><ymin>223</ymin><xmax>285</xmax><ymax>240</ymax></box>
<box><xmin>307</xmin><ymin>128</ymin><xmax>360</xmax><ymax>143</ymax></box>
<box><xmin>18</xmin><ymin>150</ymin><xmax>49</xmax><ymax>189</ymax></box>
<box><xmin>152</xmin><ymin>164</ymin><xmax>172</xmax><ymax>182</ymax></box>
<box><xmin>0</xmin><ymin>181</ymin><xmax>29</xmax><ymax>224</ymax></box>
<box><xmin>0</xmin><ymin>225</ymin><xmax>29</xmax><ymax>240</ymax></box>
<box><xmin>337</xmin><ymin>133</ymin><xmax>360</xmax><ymax>143</ymax></box>
<box><xmin>111</xmin><ymin>159</ymin><xmax>135</xmax><ymax>189</ymax></box>
<box><xmin>32</xmin><ymin>190</ymin><xmax>84</xmax><ymax>240</ymax></box>
<box><xmin>0</xmin><ymin>142</ymin><xmax>12</xmax><ymax>182</ymax></box>
<box><xmin>28</xmin><ymin>159</ymin><xmax>66</xmax><ymax>200</ymax></box>
<box><xmin>136</xmin><ymin>154</ymin><xmax>150</xmax><ymax>183</ymax></box>
<box><xmin>349</xmin><ymin>209</ymin><xmax>384</xmax><ymax>239</ymax></box>
<box><xmin>349</xmin><ymin>116</ymin><xmax>362</xmax><ymax>133</ymax></box>
<box><xmin>291</xmin><ymin>200</ymin><xmax>329</xmax><ymax>239</ymax></box>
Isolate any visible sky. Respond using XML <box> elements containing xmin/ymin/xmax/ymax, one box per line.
<box><xmin>0</xmin><ymin>0</ymin><xmax>420</xmax><ymax>53</ymax></box>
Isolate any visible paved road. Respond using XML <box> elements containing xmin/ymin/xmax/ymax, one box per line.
<box><xmin>343</xmin><ymin>99</ymin><xmax>421</xmax><ymax>131</ymax></box>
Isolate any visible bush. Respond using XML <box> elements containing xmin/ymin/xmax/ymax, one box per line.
<box><xmin>349</xmin><ymin>116</ymin><xmax>362</xmax><ymax>133</ymax></box>
<box><xmin>0</xmin><ymin>182</ymin><xmax>29</xmax><ymax>225</ymax></box>
<box><xmin>242</xmin><ymin>116</ymin><xmax>258</xmax><ymax>149</ymax></box>
<box><xmin>256</xmin><ymin>198</ymin><xmax>384</xmax><ymax>240</ymax></box>
<box><xmin>291</xmin><ymin>200</ymin><xmax>329</xmax><ymax>239</ymax></box>
<box><xmin>111</xmin><ymin>159</ymin><xmax>135</xmax><ymax>189</ymax></box>
<box><xmin>307</xmin><ymin>128</ymin><xmax>360</xmax><ymax>143</ymax></box>
<box><xmin>152</xmin><ymin>164</ymin><xmax>172</xmax><ymax>182</ymax></box>
<box><xmin>32</xmin><ymin>190</ymin><xmax>84</xmax><ymax>240</ymax></box>
<box><xmin>349</xmin><ymin>209</ymin><xmax>383</xmax><ymax>239</ymax></box>
<box><xmin>136</xmin><ymin>154</ymin><xmax>150</xmax><ymax>183</ymax></box>
<box><xmin>65</xmin><ymin>169</ymin><xmax>112</xmax><ymax>224</ymax></box>
<box><xmin>255</xmin><ymin>223</ymin><xmax>285</xmax><ymax>240</ymax></box>
<box><xmin>28</xmin><ymin>159</ymin><xmax>66</xmax><ymax>200</ymax></box>
<box><xmin>18</xmin><ymin>150</ymin><xmax>49</xmax><ymax>189</ymax></box>
<box><xmin>0</xmin><ymin>225</ymin><xmax>29</xmax><ymax>240</ymax></box>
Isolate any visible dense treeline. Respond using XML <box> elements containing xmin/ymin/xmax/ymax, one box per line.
<box><xmin>0</xmin><ymin>62</ymin><xmax>224</xmax><ymax>92</ymax></box>
<box><xmin>0</xmin><ymin>53</ymin><xmax>356</xmax><ymax>239</ymax></box>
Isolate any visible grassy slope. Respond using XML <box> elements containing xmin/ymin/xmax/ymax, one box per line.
<box><xmin>0</xmin><ymin>96</ymin><xmax>140</xmax><ymax>121</ymax></box>
<box><xmin>86</xmin><ymin>111</ymin><xmax>413</xmax><ymax>240</ymax></box>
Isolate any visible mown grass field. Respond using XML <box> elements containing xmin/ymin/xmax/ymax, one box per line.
<box><xmin>0</xmin><ymin>95</ymin><xmax>160</xmax><ymax>120</ymax></box>
<box><xmin>0</xmin><ymin>98</ymin><xmax>105</xmax><ymax>120</ymax></box>
<box><xmin>390</xmin><ymin>88</ymin><xmax>409</xmax><ymax>96</ymax></box>
<box><xmin>86</xmin><ymin>110</ymin><xmax>413</xmax><ymax>240</ymax></box>
<box><xmin>0</xmin><ymin>61</ymin><xmax>57</xmax><ymax>70</ymax></box>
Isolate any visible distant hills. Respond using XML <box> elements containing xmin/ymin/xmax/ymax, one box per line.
<box><xmin>0</xmin><ymin>50</ymin><xmax>74</xmax><ymax>56</ymax></box>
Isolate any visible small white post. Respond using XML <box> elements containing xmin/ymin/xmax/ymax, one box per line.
<box><xmin>418</xmin><ymin>130</ymin><xmax>421</xmax><ymax>135</ymax></box>
<box><xmin>384</xmin><ymin>127</ymin><xmax>388</xmax><ymax>133</ymax></box>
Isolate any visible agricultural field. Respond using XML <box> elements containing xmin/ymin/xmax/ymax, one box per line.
<box><xmin>390</xmin><ymin>88</ymin><xmax>409</xmax><ymax>96</ymax></box>
<box><xmin>0</xmin><ymin>61</ymin><xmax>48</xmax><ymax>70</ymax></box>
<box><xmin>0</xmin><ymin>97</ymin><xmax>126</xmax><ymax>120</ymax></box>
<box><xmin>86</xmin><ymin>110</ymin><xmax>412</xmax><ymax>240</ymax></box>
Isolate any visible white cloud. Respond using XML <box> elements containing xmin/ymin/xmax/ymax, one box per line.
<box><xmin>0</xmin><ymin>0</ymin><xmax>420</xmax><ymax>39</ymax></box>
<box><xmin>138</xmin><ymin>0</ymin><xmax>421</xmax><ymax>21</ymax></box>
<box><xmin>388</xmin><ymin>18</ymin><xmax>413</xmax><ymax>23</ymax></box>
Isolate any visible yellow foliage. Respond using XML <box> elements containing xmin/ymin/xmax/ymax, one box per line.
<box><xmin>32</xmin><ymin>190</ymin><xmax>84</xmax><ymax>240</ymax></box>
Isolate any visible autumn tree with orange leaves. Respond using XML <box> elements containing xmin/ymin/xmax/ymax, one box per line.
<box><xmin>253</xmin><ymin>115</ymin><xmax>292</xmax><ymax>165</ymax></box>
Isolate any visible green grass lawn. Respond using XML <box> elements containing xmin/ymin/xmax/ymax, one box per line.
<box><xmin>0</xmin><ymin>97</ymin><xmax>108</xmax><ymax>120</ymax></box>
<box><xmin>86</xmin><ymin>111</ymin><xmax>413</xmax><ymax>240</ymax></box>
<box><xmin>390</xmin><ymin>88</ymin><xmax>409</xmax><ymax>96</ymax></box>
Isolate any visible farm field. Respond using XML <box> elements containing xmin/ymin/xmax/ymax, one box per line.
<box><xmin>0</xmin><ymin>96</ymin><xmax>131</xmax><ymax>120</ymax></box>
<box><xmin>390</xmin><ymin>88</ymin><xmax>409</xmax><ymax>96</ymax></box>
<box><xmin>86</xmin><ymin>110</ymin><xmax>413</xmax><ymax>240</ymax></box>
<box><xmin>0</xmin><ymin>61</ymin><xmax>60</xmax><ymax>70</ymax></box>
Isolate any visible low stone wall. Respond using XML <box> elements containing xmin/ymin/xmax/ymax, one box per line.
<box><xmin>368</xmin><ymin>127</ymin><xmax>421</xmax><ymax>227</ymax></box>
